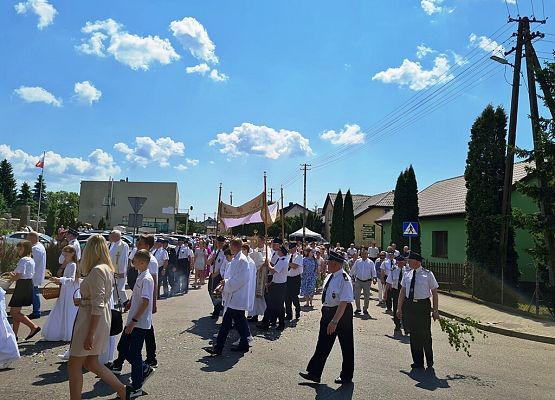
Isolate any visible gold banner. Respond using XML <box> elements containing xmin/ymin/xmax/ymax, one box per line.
<box><xmin>219</xmin><ymin>192</ymin><xmax>266</xmax><ymax>218</ymax></box>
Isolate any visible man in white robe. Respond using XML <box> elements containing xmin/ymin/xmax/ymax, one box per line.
<box><xmin>109</xmin><ymin>230</ymin><xmax>129</xmax><ymax>305</ymax></box>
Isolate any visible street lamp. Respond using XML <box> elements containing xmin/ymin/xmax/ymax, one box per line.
<box><xmin>490</xmin><ymin>55</ymin><xmax>515</xmax><ymax>68</ymax></box>
<box><xmin>185</xmin><ymin>205</ymin><xmax>193</xmax><ymax>235</ymax></box>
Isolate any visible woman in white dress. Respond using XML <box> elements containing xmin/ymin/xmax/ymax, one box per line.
<box><xmin>0</xmin><ymin>287</ymin><xmax>20</xmax><ymax>368</ymax></box>
<box><xmin>42</xmin><ymin>245</ymin><xmax>80</xmax><ymax>342</ymax></box>
<box><xmin>193</xmin><ymin>240</ymin><xmax>208</xmax><ymax>288</ymax></box>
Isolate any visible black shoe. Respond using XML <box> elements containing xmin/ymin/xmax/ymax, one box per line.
<box><xmin>210</xmin><ymin>313</ymin><xmax>219</xmax><ymax>319</ymax></box>
<box><xmin>203</xmin><ymin>346</ymin><xmax>222</xmax><ymax>356</ymax></box>
<box><xmin>276</xmin><ymin>324</ymin><xmax>285</xmax><ymax>331</ymax></box>
<box><xmin>334</xmin><ymin>377</ymin><xmax>352</xmax><ymax>384</ymax></box>
<box><xmin>230</xmin><ymin>346</ymin><xmax>249</xmax><ymax>353</ymax></box>
<box><xmin>427</xmin><ymin>362</ymin><xmax>434</xmax><ymax>369</ymax></box>
<box><xmin>247</xmin><ymin>316</ymin><xmax>259</xmax><ymax>323</ymax></box>
<box><xmin>25</xmin><ymin>326</ymin><xmax>41</xmax><ymax>341</ymax></box>
<box><xmin>299</xmin><ymin>371</ymin><xmax>321</xmax><ymax>383</ymax></box>
<box><xmin>142</xmin><ymin>364</ymin><xmax>155</xmax><ymax>384</ymax></box>
<box><xmin>404</xmin><ymin>330</ymin><xmax>411</xmax><ymax>336</ymax></box>
<box><xmin>354</xmin><ymin>309</ymin><xmax>361</xmax><ymax>314</ymax></box>
<box><xmin>256</xmin><ymin>324</ymin><xmax>269</xmax><ymax>331</ymax></box>
<box><xmin>284</xmin><ymin>315</ymin><xmax>292</xmax><ymax>321</ymax></box>
<box><xmin>108</xmin><ymin>363</ymin><xmax>122</xmax><ymax>375</ymax></box>
<box><xmin>295</xmin><ymin>312</ymin><xmax>301</xmax><ymax>319</ymax></box>
<box><xmin>144</xmin><ymin>359</ymin><xmax>158</xmax><ymax>368</ymax></box>
<box><xmin>411</xmin><ymin>363</ymin><xmax>425</xmax><ymax>369</ymax></box>
<box><xmin>125</xmin><ymin>385</ymin><xmax>143</xmax><ymax>399</ymax></box>
<box><xmin>394</xmin><ymin>327</ymin><xmax>401</xmax><ymax>332</ymax></box>
<box><xmin>363</xmin><ymin>310</ymin><xmax>369</xmax><ymax>315</ymax></box>
<box><xmin>27</xmin><ymin>313</ymin><xmax>40</xmax><ymax>320</ymax></box>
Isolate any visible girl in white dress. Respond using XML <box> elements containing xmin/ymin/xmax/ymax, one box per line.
<box><xmin>0</xmin><ymin>287</ymin><xmax>20</xmax><ymax>368</ymax></box>
<box><xmin>42</xmin><ymin>245</ymin><xmax>80</xmax><ymax>342</ymax></box>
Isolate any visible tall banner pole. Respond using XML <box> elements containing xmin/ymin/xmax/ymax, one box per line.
<box><xmin>36</xmin><ymin>151</ymin><xmax>45</xmax><ymax>231</ymax></box>
<box><xmin>263</xmin><ymin>172</ymin><xmax>269</xmax><ymax>262</ymax></box>
<box><xmin>280</xmin><ymin>185</ymin><xmax>285</xmax><ymax>240</ymax></box>
<box><xmin>216</xmin><ymin>182</ymin><xmax>222</xmax><ymax>237</ymax></box>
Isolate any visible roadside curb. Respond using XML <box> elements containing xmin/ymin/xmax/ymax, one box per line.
<box><xmin>438</xmin><ymin>310</ymin><xmax>555</xmax><ymax>346</ymax></box>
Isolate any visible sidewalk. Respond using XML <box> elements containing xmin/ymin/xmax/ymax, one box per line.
<box><xmin>438</xmin><ymin>292</ymin><xmax>555</xmax><ymax>345</ymax></box>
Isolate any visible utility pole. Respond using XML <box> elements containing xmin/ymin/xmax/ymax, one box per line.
<box><xmin>216</xmin><ymin>183</ymin><xmax>222</xmax><ymax>237</ymax></box>
<box><xmin>499</xmin><ymin>16</ymin><xmax>555</xmax><ymax>304</ymax></box>
<box><xmin>280</xmin><ymin>185</ymin><xmax>285</xmax><ymax>240</ymax></box>
<box><xmin>230</xmin><ymin>192</ymin><xmax>233</xmax><ymax>205</ymax></box>
<box><xmin>269</xmin><ymin>188</ymin><xmax>274</xmax><ymax>203</ymax></box>
<box><xmin>301</xmin><ymin>163</ymin><xmax>311</xmax><ymax>247</ymax></box>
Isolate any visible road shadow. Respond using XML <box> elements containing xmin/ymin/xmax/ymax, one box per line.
<box><xmin>32</xmin><ymin>362</ymin><xmax>68</xmax><ymax>386</ymax></box>
<box><xmin>400</xmin><ymin>368</ymin><xmax>451</xmax><ymax>391</ymax></box>
<box><xmin>299</xmin><ymin>382</ymin><xmax>354</xmax><ymax>400</ymax></box>
<box><xmin>384</xmin><ymin>332</ymin><xmax>410</xmax><ymax>344</ymax></box>
<box><xmin>197</xmin><ymin>351</ymin><xmax>246</xmax><ymax>373</ymax></box>
<box><xmin>18</xmin><ymin>340</ymin><xmax>67</xmax><ymax>356</ymax></box>
<box><xmin>183</xmin><ymin>316</ymin><xmax>218</xmax><ymax>341</ymax></box>
<box><xmin>354</xmin><ymin>314</ymin><xmax>376</xmax><ymax>321</ymax></box>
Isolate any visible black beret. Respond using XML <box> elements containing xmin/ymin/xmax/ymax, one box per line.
<box><xmin>395</xmin><ymin>255</ymin><xmax>406</xmax><ymax>262</ymax></box>
<box><xmin>407</xmin><ymin>252</ymin><xmax>424</xmax><ymax>262</ymax></box>
<box><xmin>156</xmin><ymin>238</ymin><xmax>164</xmax><ymax>243</ymax></box>
<box><xmin>328</xmin><ymin>250</ymin><xmax>346</xmax><ymax>263</ymax></box>
<box><xmin>288</xmin><ymin>242</ymin><xmax>297</xmax><ymax>249</ymax></box>
<box><xmin>272</xmin><ymin>238</ymin><xmax>283</xmax><ymax>244</ymax></box>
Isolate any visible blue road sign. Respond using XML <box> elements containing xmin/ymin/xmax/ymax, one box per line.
<box><xmin>402</xmin><ymin>222</ymin><xmax>419</xmax><ymax>237</ymax></box>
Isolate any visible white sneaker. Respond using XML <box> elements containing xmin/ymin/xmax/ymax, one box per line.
<box><xmin>232</xmin><ymin>336</ymin><xmax>254</xmax><ymax>347</ymax></box>
<box><xmin>58</xmin><ymin>350</ymin><xmax>70</xmax><ymax>361</ymax></box>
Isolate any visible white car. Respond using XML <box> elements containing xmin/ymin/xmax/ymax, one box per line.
<box><xmin>2</xmin><ymin>232</ymin><xmax>57</xmax><ymax>247</ymax></box>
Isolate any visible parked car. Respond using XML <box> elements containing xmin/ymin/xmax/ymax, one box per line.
<box><xmin>77</xmin><ymin>232</ymin><xmax>134</xmax><ymax>249</ymax></box>
<box><xmin>2</xmin><ymin>232</ymin><xmax>57</xmax><ymax>247</ymax></box>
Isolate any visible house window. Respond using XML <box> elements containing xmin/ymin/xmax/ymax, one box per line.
<box><xmin>432</xmin><ymin>231</ymin><xmax>448</xmax><ymax>258</ymax></box>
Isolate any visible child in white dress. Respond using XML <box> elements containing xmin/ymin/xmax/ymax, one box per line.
<box><xmin>0</xmin><ymin>287</ymin><xmax>20</xmax><ymax>368</ymax></box>
<box><xmin>42</xmin><ymin>245</ymin><xmax>80</xmax><ymax>342</ymax></box>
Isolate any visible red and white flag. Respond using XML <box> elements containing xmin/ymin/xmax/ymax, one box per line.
<box><xmin>35</xmin><ymin>155</ymin><xmax>45</xmax><ymax>169</ymax></box>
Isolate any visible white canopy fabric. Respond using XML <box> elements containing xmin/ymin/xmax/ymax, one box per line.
<box><xmin>288</xmin><ymin>228</ymin><xmax>324</xmax><ymax>242</ymax></box>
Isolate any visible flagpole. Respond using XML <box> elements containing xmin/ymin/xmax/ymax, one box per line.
<box><xmin>215</xmin><ymin>182</ymin><xmax>222</xmax><ymax>237</ymax></box>
<box><xmin>263</xmin><ymin>172</ymin><xmax>269</xmax><ymax>262</ymax></box>
<box><xmin>280</xmin><ymin>185</ymin><xmax>285</xmax><ymax>240</ymax></box>
<box><xmin>36</xmin><ymin>151</ymin><xmax>45</xmax><ymax>231</ymax></box>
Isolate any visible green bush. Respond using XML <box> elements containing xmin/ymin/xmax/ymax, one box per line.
<box><xmin>0</xmin><ymin>241</ymin><xmax>18</xmax><ymax>273</ymax></box>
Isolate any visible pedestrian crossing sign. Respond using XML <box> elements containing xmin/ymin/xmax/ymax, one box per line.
<box><xmin>402</xmin><ymin>222</ymin><xmax>419</xmax><ymax>237</ymax></box>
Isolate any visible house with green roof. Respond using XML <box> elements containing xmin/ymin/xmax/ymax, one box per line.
<box><xmin>376</xmin><ymin>162</ymin><xmax>538</xmax><ymax>282</ymax></box>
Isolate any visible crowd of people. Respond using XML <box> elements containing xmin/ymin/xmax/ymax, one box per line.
<box><xmin>0</xmin><ymin>229</ymin><xmax>440</xmax><ymax>399</ymax></box>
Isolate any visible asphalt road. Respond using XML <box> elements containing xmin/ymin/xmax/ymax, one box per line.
<box><xmin>1</xmin><ymin>285</ymin><xmax>554</xmax><ymax>400</ymax></box>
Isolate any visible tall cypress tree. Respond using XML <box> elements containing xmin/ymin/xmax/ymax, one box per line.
<box><xmin>330</xmin><ymin>190</ymin><xmax>344</xmax><ymax>246</ymax></box>
<box><xmin>405</xmin><ymin>165</ymin><xmax>421</xmax><ymax>253</ymax></box>
<box><xmin>0</xmin><ymin>159</ymin><xmax>17</xmax><ymax>209</ymax></box>
<box><xmin>391</xmin><ymin>170</ymin><xmax>407</xmax><ymax>248</ymax></box>
<box><xmin>465</xmin><ymin>105</ymin><xmax>517</xmax><ymax>303</ymax></box>
<box><xmin>17</xmin><ymin>182</ymin><xmax>33</xmax><ymax>206</ymax></box>
<box><xmin>343</xmin><ymin>190</ymin><xmax>355</xmax><ymax>246</ymax></box>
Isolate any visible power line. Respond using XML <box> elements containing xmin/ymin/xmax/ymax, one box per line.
<box><xmin>530</xmin><ymin>0</ymin><xmax>536</xmax><ymax>18</ymax></box>
<box><xmin>515</xmin><ymin>0</ymin><xmax>521</xmax><ymax>16</ymax></box>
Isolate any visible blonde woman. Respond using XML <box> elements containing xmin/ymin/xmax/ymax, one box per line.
<box><xmin>193</xmin><ymin>240</ymin><xmax>208</xmax><ymax>288</ymax></box>
<box><xmin>68</xmin><ymin>235</ymin><xmax>130</xmax><ymax>400</ymax></box>
<box><xmin>42</xmin><ymin>245</ymin><xmax>80</xmax><ymax>341</ymax></box>
<box><xmin>9</xmin><ymin>240</ymin><xmax>40</xmax><ymax>341</ymax></box>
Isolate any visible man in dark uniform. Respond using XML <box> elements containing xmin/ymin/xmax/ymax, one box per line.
<box><xmin>299</xmin><ymin>251</ymin><xmax>354</xmax><ymax>384</ymax></box>
<box><xmin>208</xmin><ymin>236</ymin><xmax>226</xmax><ymax>318</ymax></box>
<box><xmin>385</xmin><ymin>255</ymin><xmax>409</xmax><ymax>333</ymax></box>
<box><xmin>397</xmin><ymin>252</ymin><xmax>439</xmax><ymax>369</ymax></box>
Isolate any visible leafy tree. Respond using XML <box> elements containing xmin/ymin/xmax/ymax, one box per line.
<box><xmin>391</xmin><ymin>170</ymin><xmax>408</xmax><ymax>249</ymax></box>
<box><xmin>47</xmin><ymin>191</ymin><xmax>79</xmax><ymax>229</ymax></box>
<box><xmin>330</xmin><ymin>190</ymin><xmax>344</xmax><ymax>246</ymax></box>
<box><xmin>342</xmin><ymin>190</ymin><xmax>355</xmax><ymax>246</ymax></box>
<box><xmin>465</xmin><ymin>105</ymin><xmax>518</xmax><ymax>303</ymax></box>
<box><xmin>98</xmin><ymin>217</ymin><xmax>107</xmax><ymax>230</ymax></box>
<box><xmin>45</xmin><ymin>206</ymin><xmax>58</xmax><ymax>236</ymax></box>
<box><xmin>0</xmin><ymin>159</ymin><xmax>17</xmax><ymax>209</ymax></box>
<box><xmin>404</xmin><ymin>165</ymin><xmax>421</xmax><ymax>253</ymax></box>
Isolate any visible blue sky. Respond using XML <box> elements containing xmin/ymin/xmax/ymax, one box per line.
<box><xmin>1</xmin><ymin>0</ymin><xmax>554</xmax><ymax>221</ymax></box>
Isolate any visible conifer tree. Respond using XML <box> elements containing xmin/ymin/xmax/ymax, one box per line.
<box><xmin>330</xmin><ymin>190</ymin><xmax>344</xmax><ymax>246</ymax></box>
<box><xmin>342</xmin><ymin>190</ymin><xmax>355</xmax><ymax>246</ymax></box>
<box><xmin>0</xmin><ymin>159</ymin><xmax>17</xmax><ymax>208</ymax></box>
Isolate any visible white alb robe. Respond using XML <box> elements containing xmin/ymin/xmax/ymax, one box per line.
<box><xmin>0</xmin><ymin>288</ymin><xmax>20</xmax><ymax>368</ymax></box>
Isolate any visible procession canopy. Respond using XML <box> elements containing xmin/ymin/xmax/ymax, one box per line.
<box><xmin>219</xmin><ymin>192</ymin><xmax>279</xmax><ymax>229</ymax></box>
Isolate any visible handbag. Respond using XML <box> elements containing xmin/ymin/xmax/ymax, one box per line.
<box><xmin>110</xmin><ymin>275</ymin><xmax>124</xmax><ymax>336</ymax></box>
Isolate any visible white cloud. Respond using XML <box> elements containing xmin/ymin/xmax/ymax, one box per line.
<box><xmin>185</xmin><ymin>63</ymin><xmax>228</xmax><ymax>82</ymax></box>
<box><xmin>174</xmin><ymin>164</ymin><xmax>188</xmax><ymax>171</ymax></box>
<box><xmin>421</xmin><ymin>0</ymin><xmax>444</xmax><ymax>15</ymax></box>
<box><xmin>74</xmin><ymin>81</ymin><xmax>102</xmax><ymax>105</ymax></box>
<box><xmin>209</xmin><ymin>160</ymin><xmax>215</xmax><ymax>165</ymax></box>
<box><xmin>14</xmin><ymin>86</ymin><xmax>62</xmax><ymax>107</ymax></box>
<box><xmin>506</xmin><ymin>0</ymin><xmax>516</xmax><ymax>4</ymax></box>
<box><xmin>209</xmin><ymin>69</ymin><xmax>228</xmax><ymax>82</ymax></box>
<box><xmin>77</xmin><ymin>19</ymin><xmax>180</xmax><ymax>71</ymax></box>
<box><xmin>416</xmin><ymin>44</ymin><xmax>434</xmax><ymax>59</ymax></box>
<box><xmin>169</xmin><ymin>17</ymin><xmax>218</xmax><ymax>64</ymax></box>
<box><xmin>372</xmin><ymin>55</ymin><xmax>453</xmax><ymax>91</ymax></box>
<box><xmin>452</xmin><ymin>51</ymin><xmax>468</xmax><ymax>66</ymax></box>
<box><xmin>320</xmin><ymin>124</ymin><xmax>365</xmax><ymax>145</ymax></box>
<box><xmin>0</xmin><ymin>145</ymin><xmax>120</xmax><ymax>182</ymax></box>
<box><xmin>209</xmin><ymin>123</ymin><xmax>313</xmax><ymax>160</ymax></box>
<box><xmin>469</xmin><ymin>33</ymin><xmax>505</xmax><ymax>57</ymax></box>
<box><xmin>185</xmin><ymin>158</ymin><xmax>199</xmax><ymax>166</ymax></box>
<box><xmin>114</xmin><ymin>136</ymin><xmax>185</xmax><ymax>167</ymax></box>
<box><xmin>14</xmin><ymin>0</ymin><xmax>57</xmax><ymax>30</ymax></box>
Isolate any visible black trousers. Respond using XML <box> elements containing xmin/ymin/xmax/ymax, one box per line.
<box><xmin>384</xmin><ymin>275</ymin><xmax>392</xmax><ymax>310</ymax></box>
<box><xmin>261</xmin><ymin>282</ymin><xmax>286</xmax><ymax>326</ymax></box>
<box><xmin>209</xmin><ymin>273</ymin><xmax>223</xmax><ymax>316</ymax></box>
<box><xmin>407</xmin><ymin>298</ymin><xmax>433</xmax><ymax>367</ymax></box>
<box><xmin>391</xmin><ymin>288</ymin><xmax>401</xmax><ymax>329</ymax></box>
<box><xmin>145</xmin><ymin>324</ymin><xmax>157</xmax><ymax>363</ymax></box>
<box><xmin>306</xmin><ymin>304</ymin><xmax>354</xmax><ymax>381</ymax></box>
<box><xmin>285</xmin><ymin>275</ymin><xmax>301</xmax><ymax>318</ymax></box>
<box><xmin>215</xmin><ymin>307</ymin><xmax>250</xmax><ymax>351</ymax></box>
<box><xmin>127</xmin><ymin>267</ymin><xmax>138</xmax><ymax>291</ymax></box>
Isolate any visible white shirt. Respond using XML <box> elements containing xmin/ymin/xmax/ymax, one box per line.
<box><xmin>382</xmin><ymin>258</ymin><xmax>396</xmax><ymax>276</ymax></box>
<box><xmin>128</xmin><ymin>269</ymin><xmax>154</xmax><ymax>330</ymax></box>
<box><xmin>386</xmin><ymin>265</ymin><xmax>410</xmax><ymax>290</ymax></box>
<box><xmin>347</xmin><ymin>247</ymin><xmax>358</xmax><ymax>258</ymax></box>
<box><xmin>401</xmin><ymin>267</ymin><xmax>439</xmax><ymax>300</ymax></box>
<box><xmin>176</xmin><ymin>245</ymin><xmax>193</xmax><ymax>260</ymax></box>
<box><xmin>109</xmin><ymin>240</ymin><xmax>129</xmax><ymax>275</ymax></box>
<box><xmin>222</xmin><ymin>252</ymin><xmax>252</xmax><ymax>311</ymax></box>
<box><xmin>15</xmin><ymin>256</ymin><xmax>35</xmax><ymax>279</ymax></box>
<box><xmin>271</xmin><ymin>256</ymin><xmax>289</xmax><ymax>284</ymax></box>
<box><xmin>287</xmin><ymin>252</ymin><xmax>304</xmax><ymax>277</ymax></box>
<box><xmin>130</xmin><ymin>248</ymin><xmax>159</xmax><ymax>276</ymax></box>
<box><xmin>246</xmin><ymin>254</ymin><xmax>256</xmax><ymax>311</ymax></box>
<box><xmin>350</xmin><ymin>258</ymin><xmax>377</xmax><ymax>281</ymax></box>
<box><xmin>31</xmin><ymin>242</ymin><xmax>46</xmax><ymax>286</ymax></box>
<box><xmin>210</xmin><ymin>248</ymin><xmax>226</xmax><ymax>274</ymax></box>
<box><xmin>57</xmin><ymin>238</ymin><xmax>81</xmax><ymax>264</ymax></box>
<box><xmin>251</xmin><ymin>245</ymin><xmax>272</xmax><ymax>269</ymax></box>
<box><xmin>367</xmin><ymin>246</ymin><xmax>380</xmax><ymax>258</ymax></box>
<box><xmin>322</xmin><ymin>269</ymin><xmax>354</xmax><ymax>307</ymax></box>
<box><xmin>152</xmin><ymin>247</ymin><xmax>169</xmax><ymax>268</ymax></box>
<box><xmin>271</xmin><ymin>250</ymin><xmax>279</xmax><ymax>265</ymax></box>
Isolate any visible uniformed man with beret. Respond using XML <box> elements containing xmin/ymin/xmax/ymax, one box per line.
<box><xmin>257</xmin><ymin>243</ymin><xmax>288</xmax><ymax>331</ymax></box>
<box><xmin>300</xmin><ymin>251</ymin><xmax>354</xmax><ymax>384</ymax></box>
<box><xmin>397</xmin><ymin>252</ymin><xmax>439</xmax><ymax>369</ymax></box>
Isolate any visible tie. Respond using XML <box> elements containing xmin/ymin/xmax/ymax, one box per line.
<box><xmin>397</xmin><ymin>267</ymin><xmax>403</xmax><ymax>290</ymax></box>
<box><xmin>408</xmin><ymin>270</ymin><xmax>416</xmax><ymax>301</ymax></box>
<box><xmin>322</xmin><ymin>274</ymin><xmax>334</xmax><ymax>304</ymax></box>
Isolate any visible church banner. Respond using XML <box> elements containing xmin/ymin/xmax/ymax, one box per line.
<box><xmin>220</xmin><ymin>193</ymin><xmax>278</xmax><ymax>228</ymax></box>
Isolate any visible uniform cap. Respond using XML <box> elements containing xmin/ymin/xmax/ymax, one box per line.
<box><xmin>67</xmin><ymin>228</ymin><xmax>79</xmax><ymax>236</ymax></box>
<box><xmin>407</xmin><ymin>252</ymin><xmax>424</xmax><ymax>262</ymax></box>
<box><xmin>216</xmin><ymin>235</ymin><xmax>226</xmax><ymax>243</ymax></box>
<box><xmin>328</xmin><ymin>250</ymin><xmax>346</xmax><ymax>263</ymax></box>
<box><xmin>272</xmin><ymin>238</ymin><xmax>283</xmax><ymax>244</ymax></box>
<box><xmin>288</xmin><ymin>242</ymin><xmax>297</xmax><ymax>249</ymax></box>
<box><xmin>279</xmin><ymin>245</ymin><xmax>288</xmax><ymax>255</ymax></box>
<box><xmin>395</xmin><ymin>255</ymin><xmax>406</xmax><ymax>262</ymax></box>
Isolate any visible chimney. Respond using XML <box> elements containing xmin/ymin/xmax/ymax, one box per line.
<box><xmin>289</xmin><ymin>202</ymin><xmax>293</xmax><ymax>207</ymax></box>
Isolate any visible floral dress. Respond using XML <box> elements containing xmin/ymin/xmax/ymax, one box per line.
<box><xmin>300</xmin><ymin>257</ymin><xmax>318</xmax><ymax>297</ymax></box>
